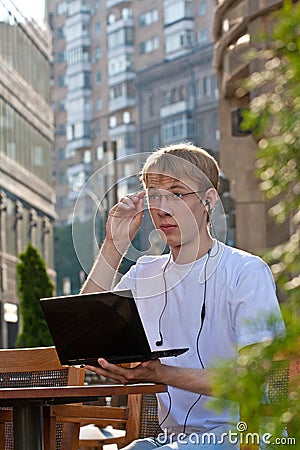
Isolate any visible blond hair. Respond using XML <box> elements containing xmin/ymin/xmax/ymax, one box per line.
<box><xmin>141</xmin><ymin>143</ymin><xmax>219</xmax><ymax>190</ymax></box>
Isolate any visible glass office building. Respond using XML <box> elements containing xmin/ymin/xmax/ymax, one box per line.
<box><xmin>0</xmin><ymin>2</ymin><xmax>55</xmax><ymax>347</ymax></box>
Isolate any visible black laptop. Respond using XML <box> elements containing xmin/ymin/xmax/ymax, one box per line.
<box><xmin>40</xmin><ymin>290</ymin><xmax>188</xmax><ymax>366</ymax></box>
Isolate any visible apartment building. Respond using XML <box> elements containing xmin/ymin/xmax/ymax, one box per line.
<box><xmin>213</xmin><ymin>0</ymin><xmax>291</xmax><ymax>251</ymax></box>
<box><xmin>48</xmin><ymin>0</ymin><xmax>233</xmax><ymax>295</ymax></box>
<box><xmin>0</xmin><ymin>2</ymin><xmax>55</xmax><ymax>347</ymax></box>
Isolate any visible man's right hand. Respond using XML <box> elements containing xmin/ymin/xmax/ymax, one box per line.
<box><xmin>106</xmin><ymin>191</ymin><xmax>146</xmax><ymax>254</ymax></box>
<box><xmin>80</xmin><ymin>191</ymin><xmax>146</xmax><ymax>293</ymax></box>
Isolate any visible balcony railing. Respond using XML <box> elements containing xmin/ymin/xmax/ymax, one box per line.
<box><xmin>107</xmin><ymin>0</ymin><xmax>132</xmax><ymax>8</ymax></box>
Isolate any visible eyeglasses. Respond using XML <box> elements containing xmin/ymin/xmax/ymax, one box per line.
<box><xmin>146</xmin><ymin>189</ymin><xmax>206</xmax><ymax>205</ymax></box>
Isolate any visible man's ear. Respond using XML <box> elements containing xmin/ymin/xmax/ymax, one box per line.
<box><xmin>203</xmin><ymin>188</ymin><xmax>218</xmax><ymax>213</ymax></box>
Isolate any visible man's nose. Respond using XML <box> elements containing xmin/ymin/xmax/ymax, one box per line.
<box><xmin>157</xmin><ymin>195</ymin><xmax>173</xmax><ymax>215</ymax></box>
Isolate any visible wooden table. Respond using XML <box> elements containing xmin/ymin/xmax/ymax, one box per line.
<box><xmin>0</xmin><ymin>383</ymin><xmax>166</xmax><ymax>450</ymax></box>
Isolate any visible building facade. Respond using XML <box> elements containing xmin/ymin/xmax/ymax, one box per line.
<box><xmin>0</xmin><ymin>2</ymin><xmax>55</xmax><ymax>347</ymax></box>
<box><xmin>213</xmin><ymin>0</ymin><xmax>291</xmax><ymax>251</ymax></box>
<box><xmin>48</xmin><ymin>0</ymin><xmax>235</xmax><ymax>295</ymax></box>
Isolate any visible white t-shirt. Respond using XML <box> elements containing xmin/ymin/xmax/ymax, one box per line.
<box><xmin>115</xmin><ymin>241</ymin><xmax>285</xmax><ymax>433</ymax></box>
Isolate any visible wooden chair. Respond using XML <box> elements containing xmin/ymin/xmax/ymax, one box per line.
<box><xmin>0</xmin><ymin>347</ymin><xmax>162</xmax><ymax>450</ymax></box>
<box><xmin>68</xmin><ymin>352</ymin><xmax>299</xmax><ymax>450</ymax></box>
<box><xmin>53</xmin><ymin>391</ymin><xmax>161</xmax><ymax>450</ymax></box>
<box><xmin>240</xmin><ymin>347</ymin><xmax>300</xmax><ymax>450</ymax></box>
<box><xmin>0</xmin><ymin>346</ymin><xmax>85</xmax><ymax>450</ymax></box>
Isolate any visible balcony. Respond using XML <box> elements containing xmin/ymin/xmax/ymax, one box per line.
<box><xmin>66</xmin><ymin>137</ymin><xmax>91</xmax><ymax>153</ymax></box>
<box><xmin>106</xmin><ymin>0</ymin><xmax>132</xmax><ymax>8</ymax></box>
<box><xmin>107</xmin><ymin>16</ymin><xmax>134</xmax><ymax>34</ymax></box>
<box><xmin>160</xmin><ymin>101</ymin><xmax>188</xmax><ymax>118</ymax></box>
<box><xmin>109</xmin><ymin>95</ymin><xmax>135</xmax><ymax>113</ymax></box>
<box><xmin>108</xmin><ymin>71</ymin><xmax>135</xmax><ymax>87</ymax></box>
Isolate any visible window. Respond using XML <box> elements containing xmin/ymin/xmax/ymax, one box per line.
<box><xmin>110</xmin><ymin>83</ymin><xmax>127</xmax><ymax>100</ymax></box>
<box><xmin>83</xmin><ymin>150</ymin><xmax>91</xmax><ymax>164</ymax></box>
<box><xmin>58</xmin><ymin>52</ymin><xmax>65</xmax><ymax>63</ymax></box>
<box><xmin>151</xmin><ymin>132</ymin><xmax>159</xmax><ymax>149</ymax></box>
<box><xmin>198</xmin><ymin>29</ymin><xmax>208</xmax><ymax>45</ymax></box>
<box><xmin>67</xmin><ymin>122</ymin><xmax>90</xmax><ymax>141</ymax></box>
<box><xmin>108</xmin><ymin>28</ymin><xmax>134</xmax><ymax>50</ymax></box>
<box><xmin>68</xmin><ymin>98</ymin><xmax>84</xmax><ymax>115</ymax></box>
<box><xmin>108</xmin><ymin>54</ymin><xmax>134</xmax><ymax>76</ymax></box>
<box><xmin>57</xmin><ymin>27</ymin><xmax>65</xmax><ymax>39</ymax></box>
<box><xmin>164</xmin><ymin>0</ymin><xmax>192</xmax><ymax>25</ymax></box>
<box><xmin>162</xmin><ymin>90</ymin><xmax>171</xmax><ymax>106</ymax></box>
<box><xmin>58</xmin><ymin>75</ymin><xmax>65</xmax><ymax>87</ymax></box>
<box><xmin>68</xmin><ymin>71</ymin><xmax>91</xmax><ymax>90</ymax></box>
<box><xmin>59</xmin><ymin>196</ymin><xmax>70</xmax><ymax>209</ymax></box>
<box><xmin>66</xmin><ymin>46</ymin><xmax>90</xmax><ymax>65</ymax></box>
<box><xmin>139</xmin><ymin>9</ymin><xmax>158</xmax><ymax>26</ymax></box>
<box><xmin>59</xmin><ymin>148</ymin><xmax>66</xmax><ymax>160</ymax></box>
<box><xmin>203</xmin><ymin>76</ymin><xmax>210</xmax><ymax>95</ymax></box>
<box><xmin>162</xmin><ymin>113</ymin><xmax>193</xmax><ymax>144</ymax></box>
<box><xmin>123</xmin><ymin>111</ymin><xmax>131</xmax><ymax>124</ymax></box>
<box><xmin>109</xmin><ymin>116</ymin><xmax>117</xmax><ymax>128</ymax></box>
<box><xmin>178</xmin><ymin>85</ymin><xmax>185</xmax><ymax>101</ymax></box>
<box><xmin>58</xmin><ymin>124</ymin><xmax>66</xmax><ymax>136</ymax></box>
<box><xmin>165</xmin><ymin>30</ymin><xmax>193</xmax><ymax>53</ymax></box>
<box><xmin>139</xmin><ymin>37</ymin><xmax>159</xmax><ymax>54</ymax></box>
<box><xmin>65</xmin><ymin>22</ymin><xmax>82</xmax><ymax>40</ymax></box>
<box><xmin>112</xmin><ymin>133</ymin><xmax>135</xmax><ymax>154</ymax></box>
<box><xmin>95</xmin><ymin>71</ymin><xmax>102</xmax><ymax>84</ymax></box>
<box><xmin>84</xmin><ymin>72</ymin><xmax>91</xmax><ymax>88</ymax></box>
<box><xmin>196</xmin><ymin>79</ymin><xmax>202</xmax><ymax>98</ymax></box>
<box><xmin>94</xmin><ymin>22</ymin><xmax>100</xmax><ymax>33</ymax></box>
<box><xmin>59</xmin><ymin>101</ymin><xmax>65</xmax><ymax>112</ymax></box>
<box><xmin>211</xmin><ymin>75</ymin><xmax>218</xmax><ymax>98</ymax></box>
<box><xmin>94</xmin><ymin>46</ymin><xmax>101</xmax><ymax>61</ymax></box>
<box><xmin>7</xmin><ymin>142</ymin><xmax>16</xmax><ymax>160</ymax></box>
<box><xmin>171</xmin><ymin>88</ymin><xmax>177</xmax><ymax>103</ymax></box>
<box><xmin>3</xmin><ymin>303</ymin><xmax>18</xmax><ymax>323</ymax></box>
<box><xmin>107</xmin><ymin>13</ymin><xmax>116</xmax><ymax>25</ymax></box>
<box><xmin>69</xmin><ymin>170</ymin><xmax>86</xmax><ymax>190</ymax></box>
<box><xmin>199</xmin><ymin>1</ymin><xmax>207</xmax><ymax>16</ymax></box>
<box><xmin>68</xmin><ymin>0</ymin><xmax>82</xmax><ymax>15</ymax></box>
<box><xmin>96</xmin><ymin>145</ymin><xmax>104</xmax><ymax>161</ymax></box>
<box><xmin>149</xmin><ymin>94</ymin><xmax>154</xmax><ymax>117</ymax></box>
<box><xmin>96</xmin><ymin>98</ymin><xmax>103</xmax><ymax>111</ymax></box>
<box><xmin>122</xmin><ymin>8</ymin><xmax>132</xmax><ymax>20</ymax></box>
<box><xmin>32</xmin><ymin>146</ymin><xmax>43</xmax><ymax>167</ymax></box>
<box><xmin>57</xmin><ymin>2</ymin><xmax>67</xmax><ymax>15</ymax></box>
<box><xmin>59</xmin><ymin>171</ymin><xmax>68</xmax><ymax>184</ymax></box>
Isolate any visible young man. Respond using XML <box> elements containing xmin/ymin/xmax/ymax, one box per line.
<box><xmin>81</xmin><ymin>143</ymin><xmax>284</xmax><ymax>449</ymax></box>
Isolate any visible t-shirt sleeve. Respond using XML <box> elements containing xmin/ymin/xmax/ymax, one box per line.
<box><xmin>113</xmin><ymin>263</ymin><xmax>137</xmax><ymax>297</ymax></box>
<box><xmin>230</xmin><ymin>259</ymin><xmax>285</xmax><ymax>350</ymax></box>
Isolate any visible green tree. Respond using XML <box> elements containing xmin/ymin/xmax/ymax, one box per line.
<box><xmin>15</xmin><ymin>244</ymin><xmax>54</xmax><ymax>347</ymax></box>
<box><xmin>213</xmin><ymin>0</ymin><xmax>300</xmax><ymax>443</ymax></box>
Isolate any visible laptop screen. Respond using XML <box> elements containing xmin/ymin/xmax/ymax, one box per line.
<box><xmin>40</xmin><ymin>290</ymin><xmax>151</xmax><ymax>365</ymax></box>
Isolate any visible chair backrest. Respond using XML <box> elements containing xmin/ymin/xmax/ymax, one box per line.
<box><xmin>0</xmin><ymin>346</ymin><xmax>85</xmax><ymax>450</ymax></box>
<box><xmin>115</xmin><ymin>393</ymin><xmax>161</xmax><ymax>446</ymax></box>
<box><xmin>127</xmin><ymin>356</ymin><xmax>299</xmax><ymax>450</ymax></box>
<box><xmin>240</xmin><ymin>349</ymin><xmax>300</xmax><ymax>450</ymax></box>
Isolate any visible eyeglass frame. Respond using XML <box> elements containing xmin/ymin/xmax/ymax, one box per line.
<box><xmin>145</xmin><ymin>189</ymin><xmax>208</xmax><ymax>205</ymax></box>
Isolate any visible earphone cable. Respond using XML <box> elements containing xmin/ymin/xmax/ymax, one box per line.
<box><xmin>182</xmin><ymin>247</ymin><xmax>211</xmax><ymax>434</ymax></box>
<box><xmin>156</xmin><ymin>253</ymin><xmax>172</xmax><ymax>346</ymax></box>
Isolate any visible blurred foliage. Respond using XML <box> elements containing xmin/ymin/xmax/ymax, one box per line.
<box><xmin>212</xmin><ymin>1</ymin><xmax>300</xmax><ymax>446</ymax></box>
<box><xmin>15</xmin><ymin>244</ymin><xmax>54</xmax><ymax>347</ymax></box>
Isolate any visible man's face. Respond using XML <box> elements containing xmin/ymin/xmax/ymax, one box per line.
<box><xmin>146</xmin><ymin>174</ymin><xmax>207</xmax><ymax>253</ymax></box>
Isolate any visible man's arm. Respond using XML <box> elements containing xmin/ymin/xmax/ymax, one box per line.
<box><xmin>80</xmin><ymin>191</ymin><xmax>145</xmax><ymax>294</ymax></box>
<box><xmin>80</xmin><ymin>238</ymin><xmax>124</xmax><ymax>293</ymax></box>
<box><xmin>84</xmin><ymin>342</ymin><xmax>270</xmax><ymax>398</ymax></box>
